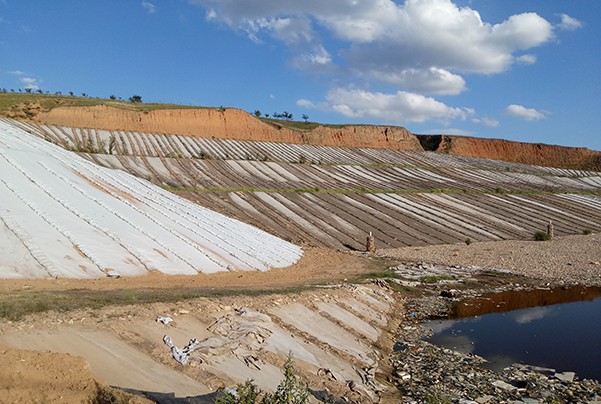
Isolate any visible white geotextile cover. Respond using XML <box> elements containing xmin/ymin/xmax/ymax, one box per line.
<box><xmin>0</xmin><ymin>120</ymin><xmax>303</xmax><ymax>279</ymax></box>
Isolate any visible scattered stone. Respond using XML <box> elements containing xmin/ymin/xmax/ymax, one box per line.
<box><xmin>440</xmin><ymin>289</ymin><xmax>460</xmax><ymax>298</ymax></box>
<box><xmin>555</xmin><ymin>371</ymin><xmax>576</xmax><ymax>383</ymax></box>
<box><xmin>492</xmin><ymin>380</ymin><xmax>517</xmax><ymax>391</ymax></box>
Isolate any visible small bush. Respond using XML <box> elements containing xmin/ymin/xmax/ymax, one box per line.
<box><xmin>583</xmin><ymin>229</ymin><xmax>593</xmax><ymax>235</ymax></box>
<box><xmin>263</xmin><ymin>353</ymin><xmax>309</xmax><ymax>404</ymax></box>
<box><xmin>213</xmin><ymin>353</ymin><xmax>308</xmax><ymax>404</ymax></box>
<box><xmin>215</xmin><ymin>380</ymin><xmax>261</xmax><ymax>404</ymax></box>
<box><xmin>465</xmin><ymin>238</ymin><xmax>472</xmax><ymax>245</ymax></box>
<box><xmin>533</xmin><ymin>231</ymin><xmax>551</xmax><ymax>241</ymax></box>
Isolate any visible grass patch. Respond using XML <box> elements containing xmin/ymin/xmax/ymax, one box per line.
<box><xmin>0</xmin><ymin>92</ymin><xmax>213</xmax><ymax>115</ymax></box>
<box><xmin>533</xmin><ymin>231</ymin><xmax>552</xmax><ymax>241</ymax></box>
<box><xmin>420</xmin><ymin>275</ymin><xmax>455</xmax><ymax>284</ymax></box>
<box><xmin>260</xmin><ymin>117</ymin><xmax>348</xmax><ymax>132</ymax></box>
<box><xmin>0</xmin><ymin>285</ymin><xmax>317</xmax><ymax>321</ymax></box>
<box><xmin>168</xmin><ymin>185</ymin><xmax>601</xmax><ymax>198</ymax></box>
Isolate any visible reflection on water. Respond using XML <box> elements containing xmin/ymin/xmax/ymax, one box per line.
<box><xmin>426</xmin><ymin>287</ymin><xmax>601</xmax><ymax>381</ymax></box>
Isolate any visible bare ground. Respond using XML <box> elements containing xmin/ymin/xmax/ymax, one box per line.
<box><xmin>0</xmin><ymin>235</ymin><xmax>600</xmax><ymax>402</ymax></box>
<box><xmin>378</xmin><ymin>233</ymin><xmax>601</xmax><ymax>285</ymax></box>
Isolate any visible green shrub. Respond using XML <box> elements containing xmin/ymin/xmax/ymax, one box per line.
<box><xmin>583</xmin><ymin>229</ymin><xmax>593</xmax><ymax>235</ymax></box>
<box><xmin>213</xmin><ymin>353</ymin><xmax>309</xmax><ymax>404</ymax></box>
<box><xmin>215</xmin><ymin>380</ymin><xmax>261</xmax><ymax>404</ymax></box>
<box><xmin>533</xmin><ymin>231</ymin><xmax>551</xmax><ymax>241</ymax></box>
<box><xmin>465</xmin><ymin>238</ymin><xmax>472</xmax><ymax>245</ymax></box>
<box><xmin>263</xmin><ymin>353</ymin><xmax>309</xmax><ymax>404</ymax></box>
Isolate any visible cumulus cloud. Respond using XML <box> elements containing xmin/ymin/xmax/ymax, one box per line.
<box><xmin>558</xmin><ymin>14</ymin><xmax>582</xmax><ymax>31</ymax></box>
<box><xmin>190</xmin><ymin>0</ymin><xmax>555</xmax><ymax>96</ymax></box>
<box><xmin>291</xmin><ymin>45</ymin><xmax>334</xmax><ymax>72</ymax></box>
<box><xmin>142</xmin><ymin>1</ymin><xmax>156</xmax><ymax>14</ymax></box>
<box><xmin>19</xmin><ymin>76</ymin><xmax>40</xmax><ymax>90</ymax></box>
<box><xmin>10</xmin><ymin>70</ymin><xmax>40</xmax><ymax>90</ymax></box>
<box><xmin>505</xmin><ymin>104</ymin><xmax>547</xmax><ymax>121</ymax></box>
<box><xmin>362</xmin><ymin>67</ymin><xmax>466</xmax><ymax>96</ymax></box>
<box><xmin>299</xmin><ymin>88</ymin><xmax>475</xmax><ymax>124</ymax></box>
<box><xmin>472</xmin><ymin>117</ymin><xmax>500</xmax><ymax>128</ymax></box>
<box><xmin>516</xmin><ymin>54</ymin><xmax>537</xmax><ymax>65</ymax></box>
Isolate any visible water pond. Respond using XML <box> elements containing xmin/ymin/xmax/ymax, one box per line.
<box><xmin>426</xmin><ymin>286</ymin><xmax>601</xmax><ymax>381</ymax></box>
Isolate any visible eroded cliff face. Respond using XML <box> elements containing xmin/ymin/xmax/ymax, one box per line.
<box><xmin>23</xmin><ymin>105</ymin><xmax>601</xmax><ymax>170</ymax></box>
<box><xmin>35</xmin><ymin>105</ymin><xmax>423</xmax><ymax>151</ymax></box>
<box><xmin>418</xmin><ymin>135</ymin><xmax>601</xmax><ymax>171</ymax></box>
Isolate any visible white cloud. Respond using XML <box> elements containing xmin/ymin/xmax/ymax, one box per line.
<box><xmin>19</xmin><ymin>76</ymin><xmax>40</xmax><ymax>90</ymax></box>
<box><xmin>428</xmin><ymin>128</ymin><xmax>474</xmax><ymax>136</ymax></box>
<box><xmin>516</xmin><ymin>54</ymin><xmax>537</xmax><ymax>65</ymax></box>
<box><xmin>558</xmin><ymin>14</ymin><xmax>582</xmax><ymax>31</ymax></box>
<box><xmin>190</xmin><ymin>0</ymin><xmax>555</xmax><ymax>95</ymax></box>
<box><xmin>296</xmin><ymin>98</ymin><xmax>314</xmax><ymax>108</ymax></box>
<box><xmin>269</xmin><ymin>17</ymin><xmax>313</xmax><ymax>45</ymax></box>
<box><xmin>290</xmin><ymin>45</ymin><xmax>334</xmax><ymax>72</ymax></box>
<box><xmin>362</xmin><ymin>67</ymin><xmax>466</xmax><ymax>96</ymax></box>
<box><xmin>142</xmin><ymin>1</ymin><xmax>156</xmax><ymax>14</ymax></box>
<box><xmin>505</xmin><ymin>104</ymin><xmax>547</xmax><ymax>121</ymax></box>
<box><xmin>10</xmin><ymin>70</ymin><xmax>42</xmax><ymax>90</ymax></box>
<box><xmin>300</xmin><ymin>87</ymin><xmax>475</xmax><ymax>124</ymax></box>
<box><xmin>472</xmin><ymin>117</ymin><xmax>500</xmax><ymax>128</ymax></box>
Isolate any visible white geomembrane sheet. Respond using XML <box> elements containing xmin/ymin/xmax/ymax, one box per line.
<box><xmin>0</xmin><ymin>121</ymin><xmax>303</xmax><ymax>278</ymax></box>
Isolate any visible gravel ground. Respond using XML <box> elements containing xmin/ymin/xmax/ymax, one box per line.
<box><xmin>379</xmin><ymin>233</ymin><xmax>601</xmax><ymax>285</ymax></box>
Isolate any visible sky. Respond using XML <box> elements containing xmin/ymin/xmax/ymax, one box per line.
<box><xmin>1</xmin><ymin>1</ymin><xmax>600</xmax><ymax>150</ymax></box>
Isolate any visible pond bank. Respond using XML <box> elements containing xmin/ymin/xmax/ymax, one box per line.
<box><xmin>382</xmin><ymin>259</ymin><xmax>601</xmax><ymax>403</ymax></box>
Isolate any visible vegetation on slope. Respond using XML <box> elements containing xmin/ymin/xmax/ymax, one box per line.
<box><xmin>0</xmin><ymin>92</ymin><xmax>203</xmax><ymax>116</ymax></box>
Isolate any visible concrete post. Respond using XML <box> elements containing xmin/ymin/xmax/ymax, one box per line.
<box><xmin>366</xmin><ymin>231</ymin><xmax>376</xmax><ymax>254</ymax></box>
<box><xmin>547</xmin><ymin>220</ymin><xmax>555</xmax><ymax>239</ymax></box>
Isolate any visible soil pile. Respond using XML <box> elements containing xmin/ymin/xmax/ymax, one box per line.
<box><xmin>0</xmin><ymin>346</ymin><xmax>146</xmax><ymax>403</ymax></box>
<box><xmin>418</xmin><ymin>134</ymin><xmax>601</xmax><ymax>170</ymax></box>
<box><xmin>35</xmin><ymin>105</ymin><xmax>423</xmax><ymax>151</ymax></box>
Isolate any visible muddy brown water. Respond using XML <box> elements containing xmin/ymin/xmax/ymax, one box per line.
<box><xmin>426</xmin><ymin>286</ymin><xmax>601</xmax><ymax>381</ymax></box>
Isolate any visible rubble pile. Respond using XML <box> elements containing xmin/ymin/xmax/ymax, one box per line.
<box><xmin>390</xmin><ymin>337</ymin><xmax>601</xmax><ymax>403</ymax></box>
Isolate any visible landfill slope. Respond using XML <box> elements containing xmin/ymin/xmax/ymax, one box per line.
<box><xmin>0</xmin><ymin>120</ymin><xmax>302</xmax><ymax>279</ymax></box>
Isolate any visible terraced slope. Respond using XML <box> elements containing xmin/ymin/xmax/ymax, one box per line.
<box><xmin>0</xmin><ymin>120</ymin><xmax>302</xmax><ymax>279</ymax></box>
<box><xmin>9</xmin><ymin>119</ymin><xmax>601</xmax><ymax>251</ymax></box>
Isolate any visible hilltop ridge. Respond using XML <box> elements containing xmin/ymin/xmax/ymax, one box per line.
<box><xmin>1</xmin><ymin>93</ymin><xmax>600</xmax><ymax>170</ymax></box>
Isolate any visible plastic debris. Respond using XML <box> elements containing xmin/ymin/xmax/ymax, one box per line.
<box><xmin>156</xmin><ymin>316</ymin><xmax>174</xmax><ymax>325</ymax></box>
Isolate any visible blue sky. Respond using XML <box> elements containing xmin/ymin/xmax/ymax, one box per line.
<box><xmin>1</xmin><ymin>1</ymin><xmax>600</xmax><ymax>150</ymax></box>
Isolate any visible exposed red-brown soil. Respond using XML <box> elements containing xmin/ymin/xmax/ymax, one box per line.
<box><xmin>419</xmin><ymin>134</ymin><xmax>601</xmax><ymax>170</ymax></box>
<box><xmin>12</xmin><ymin>103</ymin><xmax>600</xmax><ymax>170</ymax></box>
<box><xmin>35</xmin><ymin>105</ymin><xmax>423</xmax><ymax>151</ymax></box>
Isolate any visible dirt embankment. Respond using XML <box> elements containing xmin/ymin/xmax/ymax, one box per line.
<box><xmin>35</xmin><ymin>105</ymin><xmax>423</xmax><ymax>151</ymax></box>
<box><xmin>0</xmin><ymin>346</ymin><xmax>147</xmax><ymax>403</ymax></box>
<box><xmin>418</xmin><ymin>134</ymin><xmax>601</xmax><ymax>171</ymax></box>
